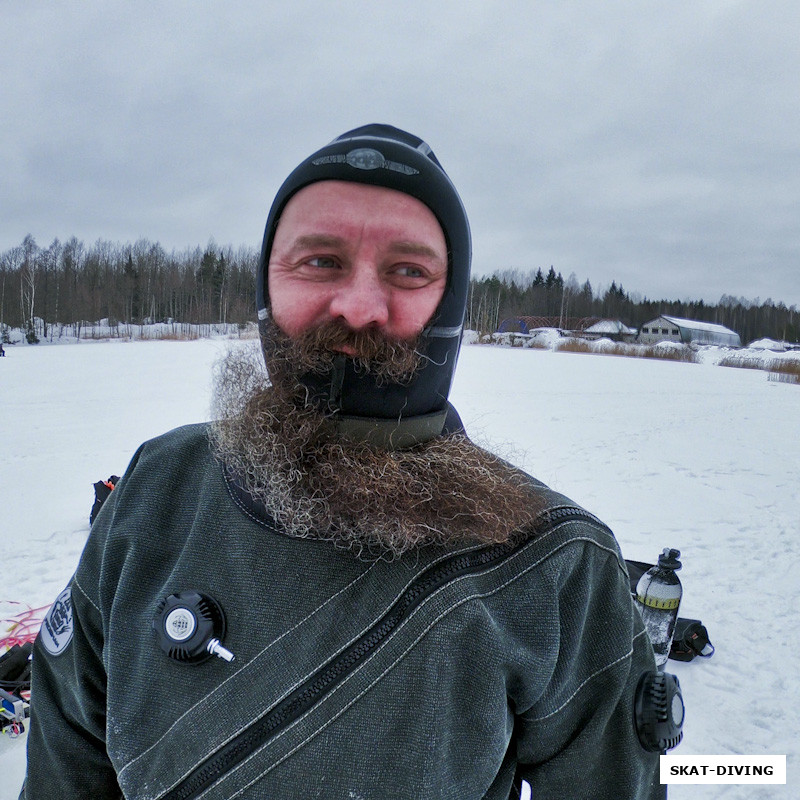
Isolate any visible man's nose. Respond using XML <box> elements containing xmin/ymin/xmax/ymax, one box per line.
<box><xmin>327</xmin><ymin>266</ymin><xmax>390</xmax><ymax>330</ymax></box>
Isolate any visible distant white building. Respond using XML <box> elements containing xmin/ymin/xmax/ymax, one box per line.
<box><xmin>583</xmin><ymin>319</ymin><xmax>637</xmax><ymax>342</ymax></box>
<box><xmin>639</xmin><ymin>315</ymin><xmax>741</xmax><ymax>347</ymax></box>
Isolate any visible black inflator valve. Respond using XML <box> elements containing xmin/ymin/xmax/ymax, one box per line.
<box><xmin>634</xmin><ymin>670</ymin><xmax>684</xmax><ymax>752</ymax></box>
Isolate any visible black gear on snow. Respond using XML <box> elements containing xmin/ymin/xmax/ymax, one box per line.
<box><xmin>89</xmin><ymin>475</ymin><xmax>120</xmax><ymax>525</ymax></box>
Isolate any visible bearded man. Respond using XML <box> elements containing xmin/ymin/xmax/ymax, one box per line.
<box><xmin>21</xmin><ymin>125</ymin><xmax>666</xmax><ymax>799</ymax></box>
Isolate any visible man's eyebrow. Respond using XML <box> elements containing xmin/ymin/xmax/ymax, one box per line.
<box><xmin>289</xmin><ymin>234</ymin><xmax>348</xmax><ymax>252</ymax></box>
<box><xmin>388</xmin><ymin>241</ymin><xmax>447</xmax><ymax>263</ymax></box>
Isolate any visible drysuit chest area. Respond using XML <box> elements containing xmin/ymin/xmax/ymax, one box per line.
<box><xmin>110</xmin><ymin>540</ymin><xmax>533</xmax><ymax>800</ymax></box>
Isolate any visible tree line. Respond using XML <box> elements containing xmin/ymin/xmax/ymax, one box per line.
<box><xmin>1</xmin><ymin>236</ymin><xmax>796</xmax><ymax>345</ymax></box>
<box><xmin>468</xmin><ymin>267</ymin><xmax>799</xmax><ymax>345</ymax></box>
<box><xmin>1</xmin><ymin>235</ymin><xmax>258</xmax><ymax>343</ymax></box>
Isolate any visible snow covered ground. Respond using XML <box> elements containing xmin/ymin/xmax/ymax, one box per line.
<box><xmin>1</xmin><ymin>338</ymin><xmax>797</xmax><ymax>798</ymax></box>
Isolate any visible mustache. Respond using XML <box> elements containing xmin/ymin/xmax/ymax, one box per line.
<box><xmin>268</xmin><ymin>319</ymin><xmax>424</xmax><ymax>385</ymax></box>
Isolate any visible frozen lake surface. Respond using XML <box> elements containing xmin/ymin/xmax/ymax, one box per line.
<box><xmin>1</xmin><ymin>338</ymin><xmax>797</xmax><ymax>798</ymax></box>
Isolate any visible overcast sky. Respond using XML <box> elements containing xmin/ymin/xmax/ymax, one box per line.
<box><xmin>3</xmin><ymin>1</ymin><xmax>798</xmax><ymax>307</ymax></box>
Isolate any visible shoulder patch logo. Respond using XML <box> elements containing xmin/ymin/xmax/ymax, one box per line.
<box><xmin>41</xmin><ymin>587</ymin><xmax>74</xmax><ymax>656</ymax></box>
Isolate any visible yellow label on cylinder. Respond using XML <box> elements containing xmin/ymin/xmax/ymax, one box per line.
<box><xmin>637</xmin><ymin>594</ymin><xmax>680</xmax><ymax>610</ymax></box>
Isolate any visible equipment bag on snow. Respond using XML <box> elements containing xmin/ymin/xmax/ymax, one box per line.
<box><xmin>0</xmin><ymin>643</ymin><xmax>32</xmax><ymax>693</ymax></box>
<box><xmin>669</xmin><ymin>617</ymin><xmax>715</xmax><ymax>661</ymax></box>
<box><xmin>0</xmin><ymin>642</ymin><xmax>32</xmax><ymax>737</ymax></box>
<box><xmin>625</xmin><ymin>559</ymin><xmax>714</xmax><ymax>663</ymax></box>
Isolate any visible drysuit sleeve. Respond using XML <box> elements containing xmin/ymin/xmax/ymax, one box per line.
<box><xmin>18</xmin><ymin>452</ymin><xmax>143</xmax><ymax>800</ymax></box>
<box><xmin>513</xmin><ymin>542</ymin><xmax>665</xmax><ymax>800</ymax></box>
<box><xmin>19</xmin><ymin>575</ymin><xmax>122</xmax><ymax>799</ymax></box>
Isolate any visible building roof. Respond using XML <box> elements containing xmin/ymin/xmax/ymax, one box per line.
<box><xmin>584</xmin><ymin>319</ymin><xmax>636</xmax><ymax>335</ymax></box>
<box><xmin>498</xmin><ymin>316</ymin><xmax>600</xmax><ymax>333</ymax></box>
<box><xmin>659</xmin><ymin>315</ymin><xmax>738</xmax><ymax>337</ymax></box>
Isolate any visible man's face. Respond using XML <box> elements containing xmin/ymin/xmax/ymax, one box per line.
<box><xmin>268</xmin><ymin>181</ymin><xmax>448</xmax><ymax>349</ymax></box>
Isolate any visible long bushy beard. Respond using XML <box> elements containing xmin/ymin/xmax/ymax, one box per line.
<box><xmin>210</xmin><ymin>324</ymin><xmax>545</xmax><ymax>559</ymax></box>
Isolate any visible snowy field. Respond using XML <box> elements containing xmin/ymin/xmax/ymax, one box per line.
<box><xmin>1</xmin><ymin>338</ymin><xmax>798</xmax><ymax>798</ymax></box>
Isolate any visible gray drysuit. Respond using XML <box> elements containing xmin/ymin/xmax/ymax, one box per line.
<box><xmin>21</xmin><ymin>423</ymin><xmax>663</xmax><ymax>799</ymax></box>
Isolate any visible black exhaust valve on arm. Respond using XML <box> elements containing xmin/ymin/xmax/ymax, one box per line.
<box><xmin>634</xmin><ymin>670</ymin><xmax>685</xmax><ymax>753</ymax></box>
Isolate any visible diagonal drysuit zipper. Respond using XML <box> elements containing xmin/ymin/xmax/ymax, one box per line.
<box><xmin>160</xmin><ymin>506</ymin><xmax>605</xmax><ymax>800</ymax></box>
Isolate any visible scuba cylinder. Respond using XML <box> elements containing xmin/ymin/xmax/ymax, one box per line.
<box><xmin>635</xmin><ymin>548</ymin><xmax>683</xmax><ymax>669</ymax></box>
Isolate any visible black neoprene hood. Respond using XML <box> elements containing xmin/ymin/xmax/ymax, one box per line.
<box><xmin>257</xmin><ymin>124</ymin><xmax>472</xmax><ymax>438</ymax></box>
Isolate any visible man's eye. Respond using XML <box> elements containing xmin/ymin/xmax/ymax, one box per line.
<box><xmin>307</xmin><ymin>257</ymin><xmax>339</xmax><ymax>270</ymax></box>
<box><xmin>395</xmin><ymin>265</ymin><xmax>425</xmax><ymax>279</ymax></box>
